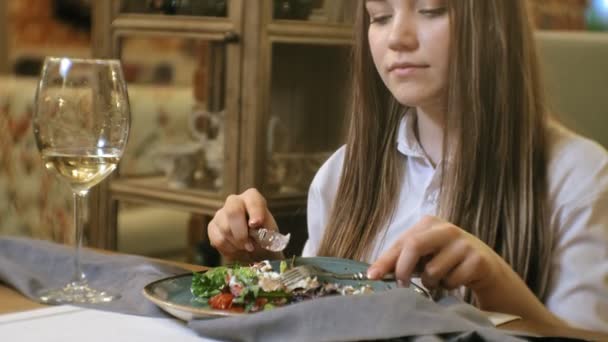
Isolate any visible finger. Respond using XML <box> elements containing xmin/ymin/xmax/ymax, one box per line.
<box><xmin>223</xmin><ymin>195</ymin><xmax>253</xmax><ymax>251</ymax></box>
<box><xmin>367</xmin><ymin>241</ymin><xmax>402</xmax><ymax>279</ymax></box>
<box><xmin>441</xmin><ymin>253</ymin><xmax>481</xmax><ymax>290</ymax></box>
<box><xmin>240</xmin><ymin>188</ymin><xmax>273</xmax><ymax>228</ymax></box>
<box><xmin>212</xmin><ymin>209</ymin><xmax>241</xmax><ymax>248</ymax></box>
<box><xmin>393</xmin><ymin>224</ymin><xmax>461</xmax><ymax>281</ymax></box>
<box><xmin>420</xmin><ymin>239</ymin><xmax>468</xmax><ymax>289</ymax></box>
<box><xmin>367</xmin><ymin>216</ymin><xmax>443</xmax><ymax>278</ymax></box>
<box><xmin>215</xmin><ymin>206</ymin><xmax>255</xmax><ymax>253</ymax></box>
<box><xmin>208</xmin><ymin>220</ymin><xmax>240</xmax><ymax>256</ymax></box>
<box><xmin>393</xmin><ymin>248</ymin><xmax>421</xmax><ymax>284</ymax></box>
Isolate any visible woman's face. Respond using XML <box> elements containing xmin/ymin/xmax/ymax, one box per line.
<box><xmin>366</xmin><ymin>0</ymin><xmax>450</xmax><ymax>109</ymax></box>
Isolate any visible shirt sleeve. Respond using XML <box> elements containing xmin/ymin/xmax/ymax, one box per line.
<box><xmin>301</xmin><ymin>147</ymin><xmax>345</xmax><ymax>257</ymax></box>
<box><xmin>302</xmin><ymin>181</ymin><xmax>322</xmax><ymax>257</ymax></box>
<box><xmin>544</xmin><ymin>135</ymin><xmax>608</xmax><ymax>332</ymax></box>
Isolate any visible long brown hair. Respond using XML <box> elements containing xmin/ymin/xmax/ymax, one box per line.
<box><xmin>317</xmin><ymin>0</ymin><xmax>552</xmax><ymax>300</ymax></box>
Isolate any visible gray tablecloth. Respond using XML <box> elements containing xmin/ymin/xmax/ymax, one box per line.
<box><xmin>189</xmin><ymin>287</ymin><xmax>529</xmax><ymax>342</ymax></box>
<box><xmin>0</xmin><ymin>236</ymin><xmax>186</xmax><ymax>317</ymax></box>
<box><xmin>0</xmin><ymin>237</ymin><xmax>546</xmax><ymax>341</ymax></box>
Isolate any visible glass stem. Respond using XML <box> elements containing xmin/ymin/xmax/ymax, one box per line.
<box><xmin>72</xmin><ymin>191</ymin><xmax>88</xmax><ymax>285</ymax></box>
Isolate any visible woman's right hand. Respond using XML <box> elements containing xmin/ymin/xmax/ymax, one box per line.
<box><xmin>207</xmin><ymin>188</ymin><xmax>281</xmax><ymax>262</ymax></box>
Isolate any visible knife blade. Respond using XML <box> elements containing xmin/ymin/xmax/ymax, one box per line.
<box><xmin>248</xmin><ymin>228</ymin><xmax>290</xmax><ymax>252</ymax></box>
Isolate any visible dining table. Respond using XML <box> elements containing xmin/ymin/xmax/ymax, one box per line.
<box><xmin>0</xmin><ymin>256</ymin><xmax>205</xmax><ymax>316</ymax></box>
<box><xmin>1</xmin><ymin>253</ymin><xmax>607</xmax><ymax>342</ymax></box>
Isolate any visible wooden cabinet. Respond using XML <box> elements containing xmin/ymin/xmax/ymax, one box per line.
<box><xmin>89</xmin><ymin>0</ymin><xmax>356</xmax><ymax>261</ymax></box>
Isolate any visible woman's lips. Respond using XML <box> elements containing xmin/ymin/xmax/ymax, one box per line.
<box><xmin>388</xmin><ymin>63</ymin><xmax>429</xmax><ymax>77</ymax></box>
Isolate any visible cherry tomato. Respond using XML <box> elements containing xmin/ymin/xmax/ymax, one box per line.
<box><xmin>208</xmin><ymin>293</ymin><xmax>234</xmax><ymax>310</ymax></box>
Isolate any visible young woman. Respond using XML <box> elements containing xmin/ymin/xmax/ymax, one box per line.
<box><xmin>207</xmin><ymin>0</ymin><xmax>608</xmax><ymax>333</ymax></box>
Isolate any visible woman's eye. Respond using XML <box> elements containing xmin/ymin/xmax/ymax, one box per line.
<box><xmin>369</xmin><ymin>14</ymin><xmax>392</xmax><ymax>24</ymax></box>
<box><xmin>418</xmin><ymin>7</ymin><xmax>447</xmax><ymax>17</ymax></box>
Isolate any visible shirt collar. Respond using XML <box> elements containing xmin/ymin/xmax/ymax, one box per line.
<box><xmin>396</xmin><ymin>109</ymin><xmax>427</xmax><ymax>158</ymax></box>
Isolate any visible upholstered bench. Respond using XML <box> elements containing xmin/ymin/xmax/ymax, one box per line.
<box><xmin>536</xmin><ymin>31</ymin><xmax>608</xmax><ymax>149</ymax></box>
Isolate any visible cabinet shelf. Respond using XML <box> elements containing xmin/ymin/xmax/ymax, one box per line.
<box><xmin>267</xmin><ymin>22</ymin><xmax>353</xmax><ymax>45</ymax></box>
<box><xmin>110</xmin><ymin>176</ymin><xmax>307</xmax><ymax>216</ymax></box>
<box><xmin>112</xmin><ymin>15</ymin><xmax>235</xmax><ymax>35</ymax></box>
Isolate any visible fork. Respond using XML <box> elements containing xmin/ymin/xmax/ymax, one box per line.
<box><xmin>281</xmin><ymin>264</ymin><xmax>432</xmax><ymax>299</ymax></box>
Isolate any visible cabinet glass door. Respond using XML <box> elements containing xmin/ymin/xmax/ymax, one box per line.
<box><xmin>120</xmin><ymin>0</ymin><xmax>229</xmax><ymax>17</ymax></box>
<box><xmin>264</xmin><ymin>42</ymin><xmax>350</xmax><ymax>195</ymax></box>
<box><xmin>116</xmin><ymin>34</ymin><xmax>229</xmax><ymax>194</ymax></box>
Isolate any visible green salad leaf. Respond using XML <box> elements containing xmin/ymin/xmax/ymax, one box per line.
<box><xmin>232</xmin><ymin>265</ymin><xmax>258</xmax><ymax>285</ymax></box>
<box><xmin>191</xmin><ymin>266</ymin><xmax>229</xmax><ymax>298</ymax></box>
<box><xmin>191</xmin><ymin>262</ymin><xmax>292</xmax><ymax>311</ymax></box>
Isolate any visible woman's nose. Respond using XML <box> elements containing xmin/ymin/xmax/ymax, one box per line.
<box><xmin>387</xmin><ymin>15</ymin><xmax>419</xmax><ymax>51</ymax></box>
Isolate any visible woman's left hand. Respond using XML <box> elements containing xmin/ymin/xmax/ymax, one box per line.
<box><xmin>367</xmin><ymin>215</ymin><xmax>564</xmax><ymax>326</ymax></box>
<box><xmin>367</xmin><ymin>215</ymin><xmax>506</xmax><ymax>293</ymax></box>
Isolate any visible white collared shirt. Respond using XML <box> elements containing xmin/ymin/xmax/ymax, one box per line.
<box><xmin>302</xmin><ymin>112</ymin><xmax>608</xmax><ymax>332</ymax></box>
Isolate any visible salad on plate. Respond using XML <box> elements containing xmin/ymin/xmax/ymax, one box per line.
<box><xmin>191</xmin><ymin>260</ymin><xmax>373</xmax><ymax>313</ymax></box>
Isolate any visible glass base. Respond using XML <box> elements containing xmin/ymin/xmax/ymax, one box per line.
<box><xmin>37</xmin><ymin>282</ymin><xmax>120</xmax><ymax>304</ymax></box>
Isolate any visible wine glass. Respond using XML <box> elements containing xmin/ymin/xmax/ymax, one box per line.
<box><xmin>32</xmin><ymin>57</ymin><xmax>130</xmax><ymax>304</ymax></box>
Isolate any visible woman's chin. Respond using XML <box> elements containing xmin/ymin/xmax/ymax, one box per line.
<box><xmin>390</xmin><ymin>89</ymin><xmax>446</xmax><ymax>112</ymax></box>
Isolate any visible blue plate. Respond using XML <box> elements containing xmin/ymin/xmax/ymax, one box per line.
<box><xmin>143</xmin><ymin>257</ymin><xmax>400</xmax><ymax>320</ymax></box>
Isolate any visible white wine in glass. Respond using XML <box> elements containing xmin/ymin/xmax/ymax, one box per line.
<box><xmin>33</xmin><ymin>57</ymin><xmax>130</xmax><ymax>304</ymax></box>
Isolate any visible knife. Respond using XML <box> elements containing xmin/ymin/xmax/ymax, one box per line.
<box><xmin>248</xmin><ymin>228</ymin><xmax>290</xmax><ymax>252</ymax></box>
